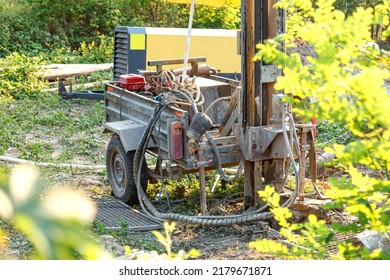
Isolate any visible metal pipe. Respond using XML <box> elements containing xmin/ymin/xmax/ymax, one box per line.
<box><xmin>182</xmin><ymin>0</ymin><xmax>196</xmax><ymax>80</ymax></box>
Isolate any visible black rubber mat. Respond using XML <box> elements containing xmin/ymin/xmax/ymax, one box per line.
<box><xmin>96</xmin><ymin>199</ymin><xmax>162</xmax><ymax>231</ymax></box>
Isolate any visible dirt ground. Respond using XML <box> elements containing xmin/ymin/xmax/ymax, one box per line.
<box><xmin>155</xmin><ymin>222</ymin><xmax>278</xmax><ymax>260</ymax></box>
<box><xmin>0</xmin><ymin>111</ymin><xmax>347</xmax><ymax>261</ymax></box>
<box><xmin>96</xmin><ymin>162</ymin><xmax>345</xmax><ymax>260</ymax></box>
<box><xmin>2</xmin><ymin>153</ymin><xmax>343</xmax><ymax>260</ymax></box>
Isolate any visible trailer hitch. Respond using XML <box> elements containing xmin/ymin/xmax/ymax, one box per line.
<box><xmin>58</xmin><ymin>80</ymin><xmax>104</xmax><ymax>100</ymax></box>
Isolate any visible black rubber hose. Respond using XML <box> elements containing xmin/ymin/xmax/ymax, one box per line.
<box><xmin>132</xmin><ymin>100</ymin><xmax>277</xmax><ymax>225</ymax></box>
<box><xmin>205</xmin><ymin>131</ymin><xmax>244</xmax><ymax>182</ymax></box>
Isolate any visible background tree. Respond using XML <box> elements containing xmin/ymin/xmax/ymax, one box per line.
<box><xmin>0</xmin><ymin>0</ymin><xmax>240</xmax><ymax>56</ymax></box>
<box><xmin>333</xmin><ymin>0</ymin><xmax>384</xmax><ymax>14</ymax></box>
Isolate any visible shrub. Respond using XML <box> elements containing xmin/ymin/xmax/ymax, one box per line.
<box><xmin>250</xmin><ymin>0</ymin><xmax>390</xmax><ymax>259</ymax></box>
<box><xmin>0</xmin><ymin>53</ymin><xmax>47</xmax><ymax>99</ymax></box>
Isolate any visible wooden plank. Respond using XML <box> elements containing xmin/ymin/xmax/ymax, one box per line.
<box><xmin>42</xmin><ymin>63</ymin><xmax>113</xmax><ymax>81</ymax></box>
<box><xmin>220</xmin><ymin>105</ymin><xmax>238</xmax><ymax>137</ymax></box>
<box><xmin>219</xmin><ymin>92</ymin><xmax>238</xmax><ymax>136</ymax></box>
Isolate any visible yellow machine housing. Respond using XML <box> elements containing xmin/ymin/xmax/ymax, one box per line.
<box><xmin>113</xmin><ymin>26</ymin><xmax>241</xmax><ymax>80</ymax></box>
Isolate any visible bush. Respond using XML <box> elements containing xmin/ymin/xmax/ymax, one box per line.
<box><xmin>250</xmin><ymin>0</ymin><xmax>390</xmax><ymax>260</ymax></box>
<box><xmin>0</xmin><ymin>0</ymin><xmax>242</xmax><ymax>57</ymax></box>
<box><xmin>0</xmin><ymin>53</ymin><xmax>47</xmax><ymax>99</ymax></box>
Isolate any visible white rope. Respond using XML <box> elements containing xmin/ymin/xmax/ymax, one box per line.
<box><xmin>0</xmin><ymin>156</ymin><xmax>105</xmax><ymax>170</ymax></box>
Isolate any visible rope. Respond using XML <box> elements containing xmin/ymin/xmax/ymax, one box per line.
<box><xmin>0</xmin><ymin>155</ymin><xmax>105</xmax><ymax>170</ymax></box>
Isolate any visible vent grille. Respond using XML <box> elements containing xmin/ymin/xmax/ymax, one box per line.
<box><xmin>113</xmin><ymin>31</ymin><xmax>128</xmax><ymax>80</ymax></box>
<box><xmin>96</xmin><ymin>198</ymin><xmax>162</xmax><ymax>231</ymax></box>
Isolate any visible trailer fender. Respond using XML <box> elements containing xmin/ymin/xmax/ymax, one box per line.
<box><xmin>103</xmin><ymin>120</ymin><xmax>155</xmax><ymax>152</ymax></box>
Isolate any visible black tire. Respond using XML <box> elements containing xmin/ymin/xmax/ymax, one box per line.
<box><xmin>106</xmin><ymin>135</ymin><xmax>148</xmax><ymax>204</ymax></box>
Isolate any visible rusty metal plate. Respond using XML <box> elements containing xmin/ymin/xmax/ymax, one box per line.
<box><xmin>95</xmin><ymin>199</ymin><xmax>162</xmax><ymax>231</ymax></box>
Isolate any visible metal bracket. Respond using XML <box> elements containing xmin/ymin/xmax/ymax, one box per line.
<box><xmin>58</xmin><ymin>80</ymin><xmax>104</xmax><ymax>100</ymax></box>
<box><xmin>261</xmin><ymin>65</ymin><xmax>280</xmax><ymax>83</ymax></box>
<box><xmin>233</xmin><ymin>124</ymin><xmax>285</xmax><ymax>161</ymax></box>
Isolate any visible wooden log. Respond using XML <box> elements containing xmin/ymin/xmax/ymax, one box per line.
<box><xmin>219</xmin><ymin>91</ymin><xmax>238</xmax><ymax>136</ymax></box>
<box><xmin>42</xmin><ymin>63</ymin><xmax>113</xmax><ymax>81</ymax></box>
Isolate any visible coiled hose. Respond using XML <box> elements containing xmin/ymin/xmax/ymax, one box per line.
<box><xmin>151</xmin><ymin>70</ymin><xmax>204</xmax><ymax>111</ymax></box>
<box><xmin>132</xmin><ymin>96</ymin><xmax>301</xmax><ymax>226</ymax></box>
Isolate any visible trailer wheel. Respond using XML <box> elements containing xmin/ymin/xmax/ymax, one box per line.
<box><xmin>106</xmin><ymin>135</ymin><xmax>148</xmax><ymax>204</ymax></box>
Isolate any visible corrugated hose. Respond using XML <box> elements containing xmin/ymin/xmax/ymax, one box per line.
<box><xmin>132</xmin><ymin>89</ymin><xmax>301</xmax><ymax>225</ymax></box>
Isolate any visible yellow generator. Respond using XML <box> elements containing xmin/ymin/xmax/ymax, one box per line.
<box><xmin>113</xmin><ymin>26</ymin><xmax>241</xmax><ymax>80</ymax></box>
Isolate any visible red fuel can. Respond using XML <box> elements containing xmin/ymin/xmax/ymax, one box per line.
<box><xmin>118</xmin><ymin>74</ymin><xmax>146</xmax><ymax>91</ymax></box>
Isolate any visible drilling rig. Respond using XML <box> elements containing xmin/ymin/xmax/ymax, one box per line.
<box><xmin>102</xmin><ymin>0</ymin><xmax>317</xmax><ymax>226</ymax></box>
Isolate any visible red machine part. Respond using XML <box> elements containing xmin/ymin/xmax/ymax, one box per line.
<box><xmin>118</xmin><ymin>74</ymin><xmax>146</xmax><ymax>91</ymax></box>
<box><xmin>170</xmin><ymin>121</ymin><xmax>184</xmax><ymax>160</ymax></box>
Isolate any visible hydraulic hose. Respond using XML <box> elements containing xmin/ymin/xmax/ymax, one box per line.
<box><xmin>281</xmin><ymin>104</ymin><xmax>301</xmax><ymax>207</ymax></box>
<box><xmin>132</xmin><ymin>90</ymin><xmax>300</xmax><ymax>225</ymax></box>
<box><xmin>133</xmin><ymin>99</ymin><xmax>275</xmax><ymax>225</ymax></box>
<box><xmin>205</xmin><ymin>131</ymin><xmax>244</xmax><ymax>183</ymax></box>
<box><xmin>204</xmin><ymin>96</ymin><xmax>231</xmax><ymax>117</ymax></box>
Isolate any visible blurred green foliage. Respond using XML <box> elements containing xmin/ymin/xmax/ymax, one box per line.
<box><xmin>251</xmin><ymin>0</ymin><xmax>390</xmax><ymax>259</ymax></box>
<box><xmin>151</xmin><ymin>221</ymin><xmax>200</xmax><ymax>260</ymax></box>
<box><xmin>0</xmin><ymin>165</ymin><xmax>110</xmax><ymax>259</ymax></box>
<box><xmin>0</xmin><ymin>166</ymin><xmax>199</xmax><ymax>260</ymax></box>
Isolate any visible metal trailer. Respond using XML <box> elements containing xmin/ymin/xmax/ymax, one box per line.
<box><xmin>102</xmin><ymin>67</ymin><xmax>316</xmax><ymax>220</ymax></box>
<box><xmin>103</xmin><ymin>72</ymin><xmax>243</xmax><ymax>209</ymax></box>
